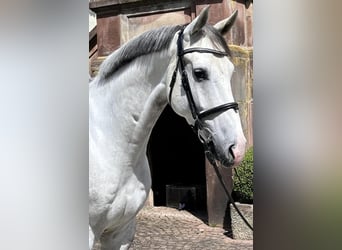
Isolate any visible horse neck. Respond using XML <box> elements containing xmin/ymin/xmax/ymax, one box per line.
<box><xmin>90</xmin><ymin>51</ymin><xmax>172</xmax><ymax>164</ymax></box>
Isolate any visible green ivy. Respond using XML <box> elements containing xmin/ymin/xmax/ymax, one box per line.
<box><xmin>233</xmin><ymin>147</ymin><xmax>253</xmax><ymax>203</ymax></box>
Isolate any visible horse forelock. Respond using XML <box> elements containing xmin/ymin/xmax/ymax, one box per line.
<box><xmin>202</xmin><ymin>25</ymin><xmax>231</xmax><ymax>55</ymax></box>
<box><xmin>97</xmin><ymin>24</ymin><xmax>230</xmax><ymax>84</ymax></box>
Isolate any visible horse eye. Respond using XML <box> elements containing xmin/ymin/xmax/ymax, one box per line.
<box><xmin>193</xmin><ymin>68</ymin><xmax>208</xmax><ymax>81</ymax></box>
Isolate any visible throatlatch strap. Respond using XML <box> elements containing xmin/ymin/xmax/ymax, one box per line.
<box><xmin>168</xmin><ymin>60</ymin><xmax>179</xmax><ymax>103</ymax></box>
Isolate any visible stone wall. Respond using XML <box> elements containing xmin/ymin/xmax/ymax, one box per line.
<box><xmin>89</xmin><ymin>0</ymin><xmax>253</xmax><ymax>52</ymax></box>
<box><xmin>230</xmin><ymin>45</ymin><xmax>253</xmax><ymax>148</ymax></box>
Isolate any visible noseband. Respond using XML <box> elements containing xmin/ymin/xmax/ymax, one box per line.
<box><xmin>168</xmin><ymin>28</ymin><xmax>239</xmax><ymax>166</ymax></box>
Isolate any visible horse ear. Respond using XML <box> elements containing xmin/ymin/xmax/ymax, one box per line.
<box><xmin>214</xmin><ymin>10</ymin><xmax>238</xmax><ymax>35</ymax></box>
<box><xmin>183</xmin><ymin>6</ymin><xmax>210</xmax><ymax>41</ymax></box>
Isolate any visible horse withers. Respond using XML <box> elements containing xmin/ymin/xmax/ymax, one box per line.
<box><xmin>89</xmin><ymin>6</ymin><xmax>246</xmax><ymax>249</ymax></box>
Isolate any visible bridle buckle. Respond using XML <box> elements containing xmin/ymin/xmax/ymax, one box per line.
<box><xmin>197</xmin><ymin>126</ymin><xmax>213</xmax><ymax>144</ymax></box>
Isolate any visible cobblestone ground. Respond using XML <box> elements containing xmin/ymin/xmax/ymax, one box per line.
<box><xmin>129</xmin><ymin>206</ymin><xmax>253</xmax><ymax>250</ymax></box>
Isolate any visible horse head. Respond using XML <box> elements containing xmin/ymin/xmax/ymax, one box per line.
<box><xmin>166</xmin><ymin>6</ymin><xmax>246</xmax><ymax>167</ymax></box>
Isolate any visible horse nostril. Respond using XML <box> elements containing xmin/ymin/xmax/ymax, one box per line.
<box><xmin>228</xmin><ymin>144</ymin><xmax>236</xmax><ymax>160</ymax></box>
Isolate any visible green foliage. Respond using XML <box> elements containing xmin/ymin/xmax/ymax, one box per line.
<box><xmin>233</xmin><ymin>147</ymin><xmax>253</xmax><ymax>203</ymax></box>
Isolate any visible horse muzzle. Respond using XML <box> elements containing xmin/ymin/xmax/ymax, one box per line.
<box><xmin>201</xmin><ymin>131</ymin><xmax>246</xmax><ymax>168</ymax></box>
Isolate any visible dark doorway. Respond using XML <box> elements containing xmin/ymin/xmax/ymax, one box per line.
<box><xmin>147</xmin><ymin>105</ymin><xmax>207</xmax><ymax>211</ymax></box>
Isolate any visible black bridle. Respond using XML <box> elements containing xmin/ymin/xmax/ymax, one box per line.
<box><xmin>168</xmin><ymin>28</ymin><xmax>239</xmax><ymax>166</ymax></box>
<box><xmin>168</xmin><ymin>28</ymin><xmax>253</xmax><ymax>232</ymax></box>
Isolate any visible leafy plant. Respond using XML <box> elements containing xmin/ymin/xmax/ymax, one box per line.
<box><xmin>232</xmin><ymin>147</ymin><xmax>253</xmax><ymax>203</ymax></box>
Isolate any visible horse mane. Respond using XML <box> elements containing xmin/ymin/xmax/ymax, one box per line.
<box><xmin>97</xmin><ymin>24</ymin><xmax>231</xmax><ymax>84</ymax></box>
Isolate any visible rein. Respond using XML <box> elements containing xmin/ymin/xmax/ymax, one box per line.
<box><xmin>168</xmin><ymin>28</ymin><xmax>253</xmax><ymax>233</ymax></box>
<box><xmin>207</xmin><ymin>150</ymin><xmax>254</xmax><ymax>232</ymax></box>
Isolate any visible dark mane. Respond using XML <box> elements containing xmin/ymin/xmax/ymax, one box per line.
<box><xmin>97</xmin><ymin>24</ymin><xmax>231</xmax><ymax>83</ymax></box>
<box><xmin>98</xmin><ymin>25</ymin><xmax>183</xmax><ymax>81</ymax></box>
